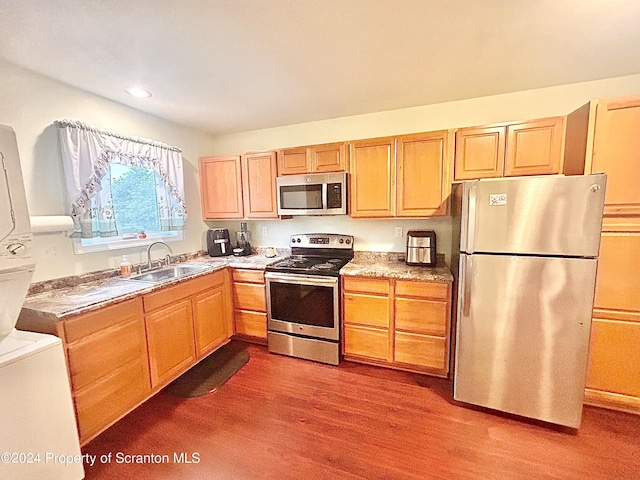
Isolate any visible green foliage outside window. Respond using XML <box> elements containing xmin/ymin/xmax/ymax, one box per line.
<box><xmin>110</xmin><ymin>165</ymin><xmax>160</xmax><ymax>233</ymax></box>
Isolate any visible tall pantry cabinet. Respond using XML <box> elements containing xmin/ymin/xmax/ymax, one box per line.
<box><xmin>585</xmin><ymin>94</ymin><xmax>640</xmax><ymax>414</ymax></box>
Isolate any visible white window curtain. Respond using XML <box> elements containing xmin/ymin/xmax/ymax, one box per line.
<box><xmin>55</xmin><ymin>120</ymin><xmax>187</xmax><ymax>238</ymax></box>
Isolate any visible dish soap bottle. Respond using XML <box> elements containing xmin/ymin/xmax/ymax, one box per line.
<box><xmin>120</xmin><ymin>255</ymin><xmax>132</xmax><ymax>278</ymax></box>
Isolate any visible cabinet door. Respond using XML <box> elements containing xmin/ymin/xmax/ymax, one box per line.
<box><xmin>349</xmin><ymin>137</ymin><xmax>395</xmax><ymax>217</ymax></box>
<box><xmin>504</xmin><ymin>117</ymin><xmax>564</xmax><ymax>176</ymax></box>
<box><xmin>585</xmin><ymin>232</ymin><xmax>640</xmax><ymax>412</ymax></box>
<box><xmin>193</xmin><ymin>285</ymin><xmax>229</xmax><ymax>358</ymax></box>
<box><xmin>277</xmin><ymin>147</ymin><xmax>308</xmax><ymax>175</ymax></box>
<box><xmin>343</xmin><ymin>292</ymin><xmax>390</xmax><ymax>328</ymax></box>
<box><xmin>145</xmin><ymin>299</ymin><xmax>196</xmax><ymax>388</ymax></box>
<box><xmin>586</xmin><ymin>319</ymin><xmax>640</xmax><ymax>401</ymax></box>
<box><xmin>310</xmin><ymin>142</ymin><xmax>348</xmax><ymax>173</ymax></box>
<box><xmin>454</xmin><ymin>126</ymin><xmax>505</xmax><ymax>180</ymax></box>
<box><xmin>397</xmin><ymin>131</ymin><xmax>450</xmax><ymax>216</ymax></box>
<box><xmin>344</xmin><ymin>325</ymin><xmax>390</xmax><ymax>361</ymax></box>
<box><xmin>590</xmin><ymin>95</ymin><xmax>640</xmax><ymax>218</ymax></box>
<box><xmin>394</xmin><ymin>332</ymin><xmax>446</xmax><ymax>370</ymax></box>
<box><xmin>242</xmin><ymin>151</ymin><xmax>278</xmax><ymax>218</ymax></box>
<box><xmin>199</xmin><ymin>155</ymin><xmax>244</xmax><ymax>219</ymax></box>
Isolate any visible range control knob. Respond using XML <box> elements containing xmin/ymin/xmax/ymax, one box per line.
<box><xmin>296</xmin><ymin>238</ymin><xmax>301</xmax><ymax>243</ymax></box>
<box><xmin>339</xmin><ymin>239</ymin><xmax>344</xmax><ymax>244</ymax></box>
<box><xmin>345</xmin><ymin>238</ymin><xmax>351</xmax><ymax>245</ymax></box>
<box><xmin>7</xmin><ymin>243</ymin><xmax>27</xmax><ymax>255</ymax></box>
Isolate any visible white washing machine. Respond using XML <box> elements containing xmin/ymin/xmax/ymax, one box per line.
<box><xmin>0</xmin><ymin>329</ymin><xmax>84</xmax><ymax>479</ymax></box>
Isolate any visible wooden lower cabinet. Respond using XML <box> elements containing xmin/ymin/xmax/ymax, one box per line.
<box><xmin>585</xmin><ymin>231</ymin><xmax>640</xmax><ymax>413</ymax></box>
<box><xmin>344</xmin><ymin>325</ymin><xmax>389</xmax><ymax>361</ymax></box>
<box><xmin>193</xmin><ymin>270</ymin><xmax>233</xmax><ymax>358</ymax></box>
<box><xmin>232</xmin><ymin>268</ymin><xmax>268</xmax><ymax>342</ymax></box>
<box><xmin>62</xmin><ymin>298</ymin><xmax>150</xmax><ymax>444</ymax></box>
<box><xmin>145</xmin><ymin>299</ymin><xmax>195</xmax><ymax>388</ymax></box>
<box><xmin>50</xmin><ymin>269</ymin><xmax>233</xmax><ymax>445</ymax></box>
<box><xmin>342</xmin><ymin>276</ymin><xmax>451</xmax><ymax>377</ymax></box>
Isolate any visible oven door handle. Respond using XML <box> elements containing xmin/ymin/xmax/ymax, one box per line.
<box><xmin>265</xmin><ymin>272</ymin><xmax>338</xmax><ymax>286</ymax></box>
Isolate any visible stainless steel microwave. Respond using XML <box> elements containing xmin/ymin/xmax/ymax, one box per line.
<box><xmin>276</xmin><ymin>172</ymin><xmax>348</xmax><ymax>216</ymax></box>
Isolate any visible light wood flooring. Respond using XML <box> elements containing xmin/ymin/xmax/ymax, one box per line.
<box><xmin>83</xmin><ymin>343</ymin><xmax>640</xmax><ymax>480</ymax></box>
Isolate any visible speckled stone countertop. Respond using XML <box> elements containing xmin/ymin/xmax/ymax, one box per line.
<box><xmin>17</xmin><ymin>251</ymin><xmax>287</xmax><ymax>331</ymax></box>
<box><xmin>340</xmin><ymin>252</ymin><xmax>453</xmax><ymax>282</ymax></box>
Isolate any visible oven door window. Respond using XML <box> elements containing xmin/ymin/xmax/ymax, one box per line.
<box><xmin>280</xmin><ymin>184</ymin><xmax>323</xmax><ymax>210</ymax></box>
<box><xmin>270</xmin><ymin>282</ymin><xmax>334</xmax><ymax>328</ymax></box>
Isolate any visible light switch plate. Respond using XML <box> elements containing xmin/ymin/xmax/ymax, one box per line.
<box><xmin>262</xmin><ymin>226</ymin><xmax>268</xmax><ymax>237</ymax></box>
<box><xmin>395</xmin><ymin>226</ymin><xmax>403</xmax><ymax>238</ymax></box>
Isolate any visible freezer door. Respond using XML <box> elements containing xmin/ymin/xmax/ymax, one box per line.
<box><xmin>0</xmin><ymin>266</ymin><xmax>35</xmax><ymax>337</ymax></box>
<box><xmin>462</xmin><ymin>174</ymin><xmax>606</xmax><ymax>257</ymax></box>
<box><xmin>454</xmin><ymin>253</ymin><xmax>597</xmax><ymax>428</ymax></box>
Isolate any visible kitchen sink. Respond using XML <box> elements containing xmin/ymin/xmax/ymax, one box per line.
<box><xmin>128</xmin><ymin>264</ymin><xmax>209</xmax><ymax>283</ymax></box>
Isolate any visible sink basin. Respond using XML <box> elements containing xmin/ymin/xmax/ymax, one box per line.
<box><xmin>128</xmin><ymin>264</ymin><xmax>209</xmax><ymax>283</ymax></box>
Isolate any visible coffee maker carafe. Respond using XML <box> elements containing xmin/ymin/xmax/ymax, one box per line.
<box><xmin>235</xmin><ymin>222</ymin><xmax>252</xmax><ymax>256</ymax></box>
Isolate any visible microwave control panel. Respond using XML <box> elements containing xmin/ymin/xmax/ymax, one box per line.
<box><xmin>326</xmin><ymin>183</ymin><xmax>342</xmax><ymax>209</ymax></box>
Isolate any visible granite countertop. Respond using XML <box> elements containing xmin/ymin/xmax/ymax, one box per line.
<box><xmin>340</xmin><ymin>252</ymin><xmax>453</xmax><ymax>283</ymax></box>
<box><xmin>18</xmin><ymin>252</ymin><xmax>286</xmax><ymax>329</ymax></box>
<box><xmin>18</xmin><ymin>249</ymin><xmax>452</xmax><ymax>333</ymax></box>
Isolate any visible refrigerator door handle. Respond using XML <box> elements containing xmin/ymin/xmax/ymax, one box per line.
<box><xmin>466</xmin><ymin>183</ymin><xmax>477</xmax><ymax>253</ymax></box>
<box><xmin>462</xmin><ymin>255</ymin><xmax>472</xmax><ymax>317</ymax></box>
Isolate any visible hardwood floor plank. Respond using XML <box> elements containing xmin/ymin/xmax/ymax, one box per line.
<box><xmin>82</xmin><ymin>344</ymin><xmax>640</xmax><ymax>479</ymax></box>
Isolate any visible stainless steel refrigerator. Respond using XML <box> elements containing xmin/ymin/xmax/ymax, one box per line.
<box><xmin>452</xmin><ymin>173</ymin><xmax>606</xmax><ymax>428</ymax></box>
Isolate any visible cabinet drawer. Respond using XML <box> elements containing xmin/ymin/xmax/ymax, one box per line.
<box><xmin>232</xmin><ymin>268</ymin><xmax>265</xmax><ymax>284</ymax></box>
<box><xmin>395</xmin><ymin>280</ymin><xmax>449</xmax><ymax>300</ymax></box>
<box><xmin>394</xmin><ymin>332</ymin><xmax>446</xmax><ymax>370</ymax></box>
<box><xmin>234</xmin><ymin>310</ymin><xmax>267</xmax><ymax>338</ymax></box>
<box><xmin>343</xmin><ymin>276</ymin><xmax>390</xmax><ymax>295</ymax></box>
<box><xmin>233</xmin><ymin>282</ymin><xmax>266</xmax><ymax>312</ymax></box>
<box><xmin>344</xmin><ymin>325</ymin><xmax>389</xmax><ymax>361</ymax></box>
<box><xmin>586</xmin><ymin>318</ymin><xmax>640</xmax><ymax>398</ymax></box>
<box><xmin>67</xmin><ymin>316</ymin><xmax>149</xmax><ymax>392</ymax></box>
<box><xmin>74</xmin><ymin>359</ymin><xmax>149</xmax><ymax>442</ymax></box>
<box><xmin>395</xmin><ymin>298</ymin><xmax>448</xmax><ymax>336</ymax></box>
<box><xmin>343</xmin><ymin>292</ymin><xmax>389</xmax><ymax>328</ymax></box>
<box><xmin>143</xmin><ymin>273</ymin><xmax>215</xmax><ymax>312</ymax></box>
<box><xmin>64</xmin><ymin>298</ymin><xmax>142</xmax><ymax>343</ymax></box>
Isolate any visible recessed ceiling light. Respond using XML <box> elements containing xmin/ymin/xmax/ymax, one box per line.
<box><xmin>125</xmin><ymin>87</ymin><xmax>152</xmax><ymax>98</ymax></box>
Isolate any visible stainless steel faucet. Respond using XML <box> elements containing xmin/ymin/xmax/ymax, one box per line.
<box><xmin>146</xmin><ymin>241</ymin><xmax>173</xmax><ymax>269</ymax></box>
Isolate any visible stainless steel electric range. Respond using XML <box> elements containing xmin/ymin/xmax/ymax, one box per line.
<box><xmin>265</xmin><ymin>233</ymin><xmax>354</xmax><ymax>365</ymax></box>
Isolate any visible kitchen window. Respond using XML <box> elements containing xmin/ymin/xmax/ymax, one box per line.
<box><xmin>56</xmin><ymin>120</ymin><xmax>186</xmax><ymax>254</ymax></box>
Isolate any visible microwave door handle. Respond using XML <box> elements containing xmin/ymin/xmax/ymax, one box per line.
<box><xmin>322</xmin><ymin>182</ymin><xmax>328</xmax><ymax>210</ymax></box>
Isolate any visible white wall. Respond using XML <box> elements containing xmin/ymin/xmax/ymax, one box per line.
<box><xmin>3</xmin><ymin>56</ymin><xmax>640</xmax><ymax>281</ymax></box>
<box><xmin>211</xmin><ymin>73</ymin><xmax>640</xmax><ymax>265</ymax></box>
<box><xmin>0</xmin><ymin>59</ymin><xmax>216</xmax><ymax>281</ymax></box>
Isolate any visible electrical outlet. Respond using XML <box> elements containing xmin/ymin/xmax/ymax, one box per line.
<box><xmin>395</xmin><ymin>226</ymin><xmax>403</xmax><ymax>238</ymax></box>
<box><xmin>262</xmin><ymin>226</ymin><xmax>268</xmax><ymax>237</ymax></box>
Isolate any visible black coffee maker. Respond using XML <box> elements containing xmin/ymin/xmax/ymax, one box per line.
<box><xmin>207</xmin><ymin>228</ymin><xmax>232</xmax><ymax>256</ymax></box>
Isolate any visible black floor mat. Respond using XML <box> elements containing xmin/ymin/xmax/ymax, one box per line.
<box><xmin>167</xmin><ymin>341</ymin><xmax>249</xmax><ymax>398</ymax></box>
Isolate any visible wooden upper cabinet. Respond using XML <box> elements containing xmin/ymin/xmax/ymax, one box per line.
<box><xmin>199</xmin><ymin>155</ymin><xmax>244</xmax><ymax>219</ymax></box>
<box><xmin>349</xmin><ymin>137</ymin><xmax>396</xmax><ymax>217</ymax></box>
<box><xmin>589</xmin><ymin>95</ymin><xmax>640</xmax><ymax>219</ymax></box>
<box><xmin>454</xmin><ymin>110</ymin><xmax>589</xmax><ymax>181</ymax></box>
<box><xmin>397</xmin><ymin>131</ymin><xmax>451</xmax><ymax>217</ymax></box>
<box><xmin>242</xmin><ymin>151</ymin><xmax>278</xmax><ymax>218</ymax></box>
<box><xmin>277</xmin><ymin>142</ymin><xmax>348</xmax><ymax>175</ymax></box>
<box><xmin>277</xmin><ymin>147</ymin><xmax>308</xmax><ymax>175</ymax></box>
<box><xmin>504</xmin><ymin>117</ymin><xmax>565</xmax><ymax>177</ymax></box>
<box><xmin>310</xmin><ymin>142</ymin><xmax>348</xmax><ymax>173</ymax></box>
<box><xmin>455</xmin><ymin>126</ymin><xmax>505</xmax><ymax>180</ymax></box>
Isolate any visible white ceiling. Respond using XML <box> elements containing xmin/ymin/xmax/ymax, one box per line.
<box><xmin>1</xmin><ymin>0</ymin><xmax>640</xmax><ymax>135</ymax></box>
